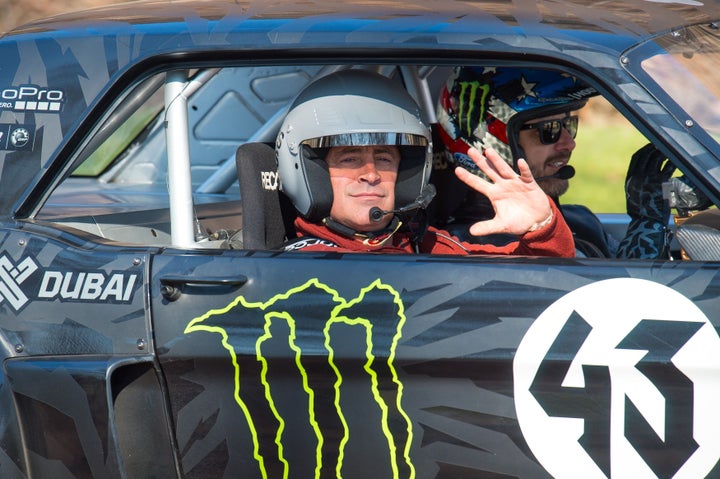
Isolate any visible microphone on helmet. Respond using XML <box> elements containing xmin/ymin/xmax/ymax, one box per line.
<box><xmin>535</xmin><ymin>165</ymin><xmax>575</xmax><ymax>181</ymax></box>
<box><xmin>369</xmin><ymin>184</ymin><xmax>437</xmax><ymax>222</ymax></box>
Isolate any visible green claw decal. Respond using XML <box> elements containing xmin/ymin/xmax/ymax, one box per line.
<box><xmin>457</xmin><ymin>81</ymin><xmax>490</xmax><ymax>137</ymax></box>
<box><xmin>185</xmin><ymin>278</ymin><xmax>415</xmax><ymax>479</ymax></box>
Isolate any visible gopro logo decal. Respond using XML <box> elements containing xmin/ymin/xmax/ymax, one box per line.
<box><xmin>0</xmin><ymin>85</ymin><xmax>64</xmax><ymax>112</ymax></box>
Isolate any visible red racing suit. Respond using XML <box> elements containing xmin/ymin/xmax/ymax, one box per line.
<box><xmin>287</xmin><ymin>199</ymin><xmax>575</xmax><ymax>257</ymax></box>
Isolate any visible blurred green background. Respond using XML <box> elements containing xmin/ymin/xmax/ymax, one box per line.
<box><xmin>564</xmin><ymin>97</ymin><xmax>647</xmax><ymax>213</ymax></box>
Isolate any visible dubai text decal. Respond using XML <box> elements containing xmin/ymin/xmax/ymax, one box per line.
<box><xmin>185</xmin><ymin>278</ymin><xmax>414</xmax><ymax>479</ymax></box>
<box><xmin>0</xmin><ymin>254</ymin><xmax>139</xmax><ymax>312</ymax></box>
<box><xmin>514</xmin><ymin>278</ymin><xmax>720</xmax><ymax>478</ymax></box>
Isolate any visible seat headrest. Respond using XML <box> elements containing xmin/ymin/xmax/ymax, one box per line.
<box><xmin>235</xmin><ymin>142</ymin><xmax>286</xmax><ymax>249</ymax></box>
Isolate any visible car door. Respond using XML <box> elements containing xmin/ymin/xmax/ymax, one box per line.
<box><xmin>150</xmin><ymin>249</ymin><xmax>720</xmax><ymax>478</ymax></box>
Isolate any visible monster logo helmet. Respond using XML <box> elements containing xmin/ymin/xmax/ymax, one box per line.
<box><xmin>436</xmin><ymin>66</ymin><xmax>598</xmax><ymax>174</ymax></box>
<box><xmin>276</xmin><ymin>69</ymin><xmax>433</xmax><ymax>223</ymax></box>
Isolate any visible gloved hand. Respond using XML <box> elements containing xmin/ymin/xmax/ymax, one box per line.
<box><xmin>616</xmin><ymin>143</ymin><xmax>676</xmax><ymax>259</ymax></box>
<box><xmin>665</xmin><ymin>176</ymin><xmax>712</xmax><ymax>212</ymax></box>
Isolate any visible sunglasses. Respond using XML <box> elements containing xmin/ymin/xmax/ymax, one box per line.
<box><xmin>519</xmin><ymin>115</ymin><xmax>579</xmax><ymax>145</ymax></box>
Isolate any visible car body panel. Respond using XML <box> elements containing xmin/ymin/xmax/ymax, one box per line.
<box><xmin>151</xmin><ymin>251</ymin><xmax>720</xmax><ymax>477</ymax></box>
<box><xmin>0</xmin><ymin>1</ymin><xmax>718</xmax><ymax>478</ymax></box>
<box><xmin>0</xmin><ymin>224</ymin><xmax>159</xmax><ymax>478</ymax></box>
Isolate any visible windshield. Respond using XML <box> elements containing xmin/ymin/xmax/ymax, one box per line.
<box><xmin>635</xmin><ymin>23</ymin><xmax>720</xmax><ymax>149</ymax></box>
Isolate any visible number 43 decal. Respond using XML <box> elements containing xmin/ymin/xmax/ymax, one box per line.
<box><xmin>514</xmin><ymin>278</ymin><xmax>720</xmax><ymax>479</ymax></box>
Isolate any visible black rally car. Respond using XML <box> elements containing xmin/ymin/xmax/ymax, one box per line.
<box><xmin>0</xmin><ymin>0</ymin><xmax>719</xmax><ymax>477</ymax></box>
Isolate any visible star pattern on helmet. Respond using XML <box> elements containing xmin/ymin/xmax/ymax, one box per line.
<box><xmin>517</xmin><ymin>75</ymin><xmax>538</xmax><ymax>101</ymax></box>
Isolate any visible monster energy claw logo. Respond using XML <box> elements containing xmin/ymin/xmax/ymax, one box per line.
<box><xmin>456</xmin><ymin>81</ymin><xmax>490</xmax><ymax>138</ymax></box>
<box><xmin>185</xmin><ymin>278</ymin><xmax>414</xmax><ymax>479</ymax></box>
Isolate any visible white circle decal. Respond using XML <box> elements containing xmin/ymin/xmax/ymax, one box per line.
<box><xmin>514</xmin><ymin>278</ymin><xmax>720</xmax><ymax>478</ymax></box>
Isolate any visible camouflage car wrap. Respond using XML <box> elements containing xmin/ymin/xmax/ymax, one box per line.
<box><xmin>0</xmin><ymin>0</ymin><xmax>717</xmax><ymax>478</ymax></box>
<box><xmin>151</xmin><ymin>253</ymin><xmax>720</xmax><ymax>478</ymax></box>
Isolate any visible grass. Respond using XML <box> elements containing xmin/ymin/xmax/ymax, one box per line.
<box><xmin>563</xmin><ymin>106</ymin><xmax>648</xmax><ymax>213</ymax></box>
<box><xmin>73</xmin><ymin>95</ymin><xmax>163</xmax><ymax>176</ymax></box>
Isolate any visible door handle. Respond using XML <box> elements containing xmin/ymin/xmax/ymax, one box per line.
<box><xmin>159</xmin><ymin>275</ymin><xmax>248</xmax><ymax>301</ymax></box>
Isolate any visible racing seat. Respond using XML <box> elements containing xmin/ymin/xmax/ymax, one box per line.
<box><xmin>675</xmin><ymin>208</ymin><xmax>720</xmax><ymax>260</ymax></box>
<box><xmin>235</xmin><ymin>142</ymin><xmax>296</xmax><ymax>249</ymax></box>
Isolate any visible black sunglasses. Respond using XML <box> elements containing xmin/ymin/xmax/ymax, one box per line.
<box><xmin>519</xmin><ymin>115</ymin><xmax>579</xmax><ymax>145</ymax></box>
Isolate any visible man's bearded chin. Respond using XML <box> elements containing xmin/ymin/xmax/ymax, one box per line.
<box><xmin>538</xmin><ymin>177</ymin><xmax>570</xmax><ymax>198</ymax></box>
<box><xmin>530</xmin><ymin>154</ymin><xmax>572</xmax><ymax>198</ymax></box>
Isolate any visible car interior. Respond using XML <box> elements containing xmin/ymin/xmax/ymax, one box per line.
<box><xmin>33</xmin><ymin>63</ymin><xmax>717</xmax><ymax>259</ymax></box>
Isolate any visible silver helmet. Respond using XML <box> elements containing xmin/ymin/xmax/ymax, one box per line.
<box><xmin>276</xmin><ymin>69</ymin><xmax>432</xmax><ymax>222</ymax></box>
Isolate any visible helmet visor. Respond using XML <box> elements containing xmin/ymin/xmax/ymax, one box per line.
<box><xmin>302</xmin><ymin>132</ymin><xmax>428</xmax><ymax>148</ymax></box>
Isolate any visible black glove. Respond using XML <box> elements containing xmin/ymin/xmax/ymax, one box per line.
<box><xmin>664</xmin><ymin>176</ymin><xmax>713</xmax><ymax>212</ymax></box>
<box><xmin>616</xmin><ymin>143</ymin><xmax>676</xmax><ymax>259</ymax></box>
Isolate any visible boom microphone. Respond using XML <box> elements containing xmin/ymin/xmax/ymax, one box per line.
<box><xmin>369</xmin><ymin>184</ymin><xmax>437</xmax><ymax>222</ymax></box>
<box><xmin>535</xmin><ymin>165</ymin><xmax>575</xmax><ymax>181</ymax></box>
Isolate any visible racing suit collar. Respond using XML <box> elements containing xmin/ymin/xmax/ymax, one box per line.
<box><xmin>322</xmin><ymin>215</ymin><xmax>402</xmax><ymax>247</ymax></box>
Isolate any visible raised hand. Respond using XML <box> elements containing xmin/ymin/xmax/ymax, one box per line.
<box><xmin>617</xmin><ymin>143</ymin><xmax>675</xmax><ymax>258</ymax></box>
<box><xmin>624</xmin><ymin>143</ymin><xmax>675</xmax><ymax>222</ymax></box>
<box><xmin>454</xmin><ymin>147</ymin><xmax>553</xmax><ymax>237</ymax></box>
